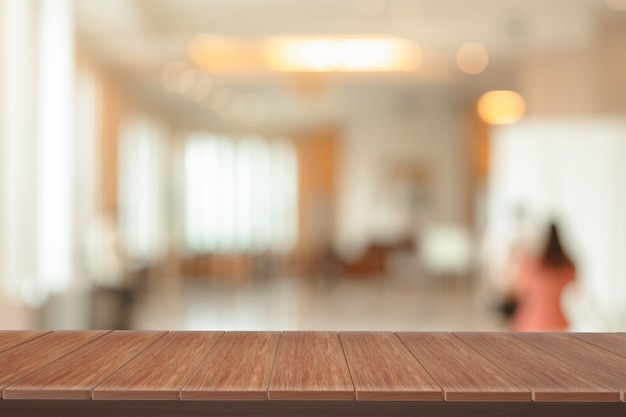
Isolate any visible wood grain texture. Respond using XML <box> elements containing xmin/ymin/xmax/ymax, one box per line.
<box><xmin>513</xmin><ymin>333</ymin><xmax>626</xmax><ymax>402</ymax></box>
<box><xmin>3</xmin><ymin>331</ymin><xmax>166</xmax><ymax>400</ymax></box>
<box><xmin>93</xmin><ymin>331</ymin><xmax>223</xmax><ymax>400</ymax></box>
<box><xmin>0</xmin><ymin>331</ymin><xmax>109</xmax><ymax>396</ymax></box>
<box><xmin>0</xmin><ymin>331</ymin><xmax>50</xmax><ymax>354</ymax></box>
<box><xmin>2</xmin><ymin>331</ymin><xmax>626</xmax><ymax>406</ymax></box>
<box><xmin>455</xmin><ymin>333</ymin><xmax>619</xmax><ymax>402</ymax></box>
<box><xmin>398</xmin><ymin>332</ymin><xmax>531</xmax><ymax>401</ymax></box>
<box><xmin>268</xmin><ymin>332</ymin><xmax>354</xmax><ymax>400</ymax></box>
<box><xmin>181</xmin><ymin>331</ymin><xmax>280</xmax><ymax>400</ymax></box>
<box><xmin>570</xmin><ymin>333</ymin><xmax>626</xmax><ymax>359</ymax></box>
<box><xmin>339</xmin><ymin>332</ymin><xmax>441</xmax><ymax>400</ymax></box>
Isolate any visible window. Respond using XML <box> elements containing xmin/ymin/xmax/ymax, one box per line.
<box><xmin>183</xmin><ymin>133</ymin><xmax>297</xmax><ymax>254</ymax></box>
<box><xmin>118</xmin><ymin>117</ymin><xmax>167</xmax><ymax>264</ymax></box>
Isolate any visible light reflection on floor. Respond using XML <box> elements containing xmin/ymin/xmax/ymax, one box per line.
<box><xmin>132</xmin><ymin>276</ymin><xmax>507</xmax><ymax>332</ymax></box>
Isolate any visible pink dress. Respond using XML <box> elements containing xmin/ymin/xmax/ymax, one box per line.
<box><xmin>511</xmin><ymin>258</ymin><xmax>575</xmax><ymax>332</ymax></box>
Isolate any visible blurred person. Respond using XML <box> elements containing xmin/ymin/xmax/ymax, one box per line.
<box><xmin>511</xmin><ymin>222</ymin><xmax>576</xmax><ymax>332</ymax></box>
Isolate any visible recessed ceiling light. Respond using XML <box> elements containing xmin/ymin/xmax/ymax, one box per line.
<box><xmin>264</xmin><ymin>36</ymin><xmax>421</xmax><ymax>72</ymax></box>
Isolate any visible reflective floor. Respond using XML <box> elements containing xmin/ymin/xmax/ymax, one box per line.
<box><xmin>133</xmin><ymin>275</ymin><xmax>507</xmax><ymax>332</ymax></box>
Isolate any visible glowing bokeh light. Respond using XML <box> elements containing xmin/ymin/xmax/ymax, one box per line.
<box><xmin>456</xmin><ymin>42</ymin><xmax>489</xmax><ymax>75</ymax></box>
<box><xmin>477</xmin><ymin>90</ymin><xmax>525</xmax><ymax>124</ymax></box>
<box><xmin>264</xmin><ymin>36</ymin><xmax>420</xmax><ymax>72</ymax></box>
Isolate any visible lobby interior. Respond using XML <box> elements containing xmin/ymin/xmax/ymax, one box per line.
<box><xmin>1</xmin><ymin>0</ymin><xmax>626</xmax><ymax>332</ymax></box>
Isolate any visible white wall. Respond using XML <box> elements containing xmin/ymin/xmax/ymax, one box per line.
<box><xmin>488</xmin><ymin>118</ymin><xmax>626</xmax><ymax>330</ymax></box>
<box><xmin>335</xmin><ymin>86</ymin><xmax>471</xmax><ymax>257</ymax></box>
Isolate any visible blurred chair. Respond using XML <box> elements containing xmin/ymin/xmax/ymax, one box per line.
<box><xmin>83</xmin><ymin>214</ymin><xmax>135</xmax><ymax>329</ymax></box>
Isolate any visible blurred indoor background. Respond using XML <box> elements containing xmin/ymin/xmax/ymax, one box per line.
<box><xmin>1</xmin><ymin>0</ymin><xmax>625</xmax><ymax>331</ymax></box>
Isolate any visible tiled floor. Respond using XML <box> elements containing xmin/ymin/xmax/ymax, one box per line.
<box><xmin>132</xmin><ymin>275</ymin><xmax>508</xmax><ymax>331</ymax></box>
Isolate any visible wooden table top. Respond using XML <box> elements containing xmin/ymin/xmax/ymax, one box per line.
<box><xmin>0</xmin><ymin>331</ymin><xmax>625</xmax><ymax>403</ymax></box>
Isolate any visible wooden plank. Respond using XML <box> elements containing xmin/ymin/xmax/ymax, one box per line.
<box><xmin>93</xmin><ymin>331</ymin><xmax>223</xmax><ymax>400</ymax></box>
<box><xmin>0</xmin><ymin>331</ymin><xmax>109</xmax><ymax>396</ymax></box>
<box><xmin>513</xmin><ymin>333</ymin><xmax>626</xmax><ymax>401</ymax></box>
<box><xmin>570</xmin><ymin>333</ymin><xmax>626</xmax><ymax>359</ymax></box>
<box><xmin>181</xmin><ymin>332</ymin><xmax>280</xmax><ymax>400</ymax></box>
<box><xmin>0</xmin><ymin>331</ymin><xmax>50</xmax><ymax>354</ymax></box>
<box><xmin>454</xmin><ymin>333</ymin><xmax>619</xmax><ymax>402</ymax></box>
<box><xmin>268</xmin><ymin>332</ymin><xmax>354</xmax><ymax>400</ymax></box>
<box><xmin>339</xmin><ymin>332</ymin><xmax>441</xmax><ymax>400</ymax></box>
<box><xmin>398</xmin><ymin>332</ymin><xmax>531</xmax><ymax>401</ymax></box>
<box><xmin>3</xmin><ymin>331</ymin><xmax>166</xmax><ymax>400</ymax></box>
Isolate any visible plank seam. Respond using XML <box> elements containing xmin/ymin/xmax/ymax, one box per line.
<box><xmin>449</xmin><ymin>333</ymin><xmax>536</xmax><ymax>401</ymax></box>
<box><xmin>176</xmin><ymin>331</ymin><xmax>227</xmax><ymax>400</ymax></box>
<box><xmin>393</xmin><ymin>332</ymin><xmax>445</xmax><ymax>399</ymax></box>
<box><xmin>2</xmin><ymin>331</ymin><xmax>113</xmax><ymax>399</ymax></box>
<box><xmin>336</xmin><ymin>332</ymin><xmax>358</xmax><ymax>400</ymax></box>
<box><xmin>90</xmin><ymin>331</ymin><xmax>170</xmax><ymax>398</ymax></box>
<box><xmin>263</xmin><ymin>331</ymin><xmax>283</xmax><ymax>401</ymax></box>
<box><xmin>0</xmin><ymin>331</ymin><xmax>53</xmax><ymax>355</ymax></box>
<box><xmin>511</xmin><ymin>334</ymin><xmax>598</xmax><ymax>367</ymax></box>
<box><xmin>510</xmin><ymin>333</ymin><xmax>624</xmax><ymax>399</ymax></box>
<box><xmin>568</xmin><ymin>334</ymin><xmax>626</xmax><ymax>360</ymax></box>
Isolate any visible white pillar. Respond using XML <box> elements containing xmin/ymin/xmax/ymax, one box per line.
<box><xmin>36</xmin><ymin>0</ymin><xmax>75</xmax><ymax>294</ymax></box>
<box><xmin>0</xmin><ymin>0</ymin><xmax>38</xmax><ymax>299</ymax></box>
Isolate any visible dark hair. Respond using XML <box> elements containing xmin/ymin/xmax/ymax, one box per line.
<box><xmin>540</xmin><ymin>223</ymin><xmax>574</xmax><ymax>269</ymax></box>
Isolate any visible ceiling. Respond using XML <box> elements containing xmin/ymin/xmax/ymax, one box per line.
<box><xmin>73</xmin><ymin>0</ymin><xmax>622</xmax><ymax>132</ymax></box>
<box><xmin>75</xmin><ymin>0</ymin><xmax>607</xmax><ymax>64</ymax></box>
